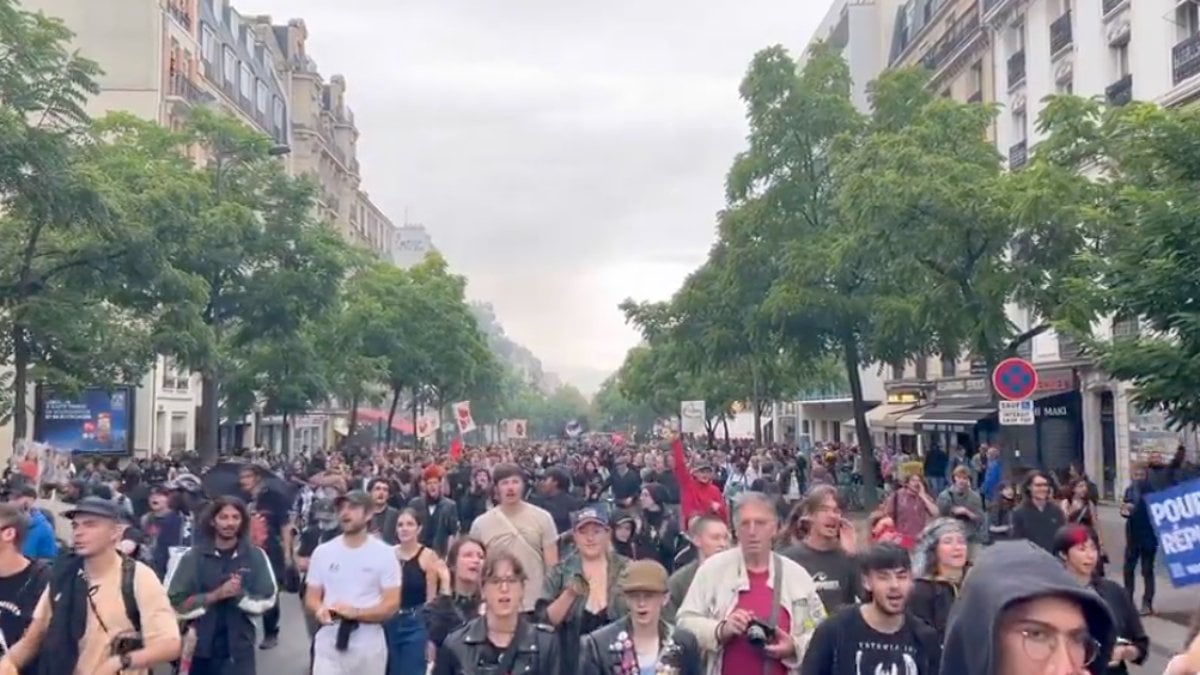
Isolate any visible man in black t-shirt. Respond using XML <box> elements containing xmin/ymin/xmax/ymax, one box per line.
<box><xmin>800</xmin><ymin>543</ymin><xmax>940</xmax><ymax>675</ymax></box>
<box><xmin>295</xmin><ymin>499</ymin><xmax>340</xmax><ymax>638</ymax></box>
<box><xmin>0</xmin><ymin>504</ymin><xmax>49</xmax><ymax>675</ymax></box>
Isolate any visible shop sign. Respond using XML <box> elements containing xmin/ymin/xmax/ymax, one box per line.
<box><xmin>1035</xmin><ymin>369</ymin><xmax>1076</xmax><ymax>394</ymax></box>
<box><xmin>886</xmin><ymin>392</ymin><xmax>924</xmax><ymax>404</ymax></box>
<box><xmin>936</xmin><ymin>377</ymin><xmax>989</xmax><ymax>397</ymax></box>
<box><xmin>920</xmin><ymin>422</ymin><xmax>975</xmax><ymax>433</ymax></box>
<box><xmin>1035</xmin><ymin>405</ymin><xmax>1070</xmax><ymax>417</ymax></box>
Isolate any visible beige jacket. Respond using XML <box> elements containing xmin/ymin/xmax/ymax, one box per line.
<box><xmin>676</xmin><ymin>547</ymin><xmax>827</xmax><ymax>675</ymax></box>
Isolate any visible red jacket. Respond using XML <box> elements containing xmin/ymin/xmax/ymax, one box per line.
<box><xmin>671</xmin><ymin>439</ymin><xmax>728</xmax><ymax>526</ymax></box>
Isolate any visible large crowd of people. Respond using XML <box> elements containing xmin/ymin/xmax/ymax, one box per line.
<box><xmin>0</xmin><ymin>437</ymin><xmax>1190</xmax><ymax>675</ymax></box>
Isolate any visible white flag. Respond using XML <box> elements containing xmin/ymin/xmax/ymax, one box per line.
<box><xmin>416</xmin><ymin>415</ymin><xmax>437</xmax><ymax>440</ymax></box>
<box><xmin>680</xmin><ymin>400</ymin><xmax>706</xmax><ymax>434</ymax></box>
<box><xmin>506</xmin><ymin>419</ymin><xmax>528</xmax><ymax>439</ymax></box>
<box><xmin>452</xmin><ymin>401</ymin><xmax>477</xmax><ymax>434</ymax></box>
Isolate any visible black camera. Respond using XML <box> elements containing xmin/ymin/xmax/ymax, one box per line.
<box><xmin>745</xmin><ymin>619</ymin><xmax>774</xmax><ymax>649</ymax></box>
<box><xmin>110</xmin><ymin>632</ymin><xmax>144</xmax><ymax>656</ymax></box>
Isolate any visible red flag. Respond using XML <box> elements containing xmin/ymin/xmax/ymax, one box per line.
<box><xmin>450</xmin><ymin>436</ymin><xmax>462</xmax><ymax>460</ymax></box>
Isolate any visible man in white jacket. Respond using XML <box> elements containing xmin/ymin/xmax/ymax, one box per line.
<box><xmin>678</xmin><ymin>491</ymin><xmax>826</xmax><ymax>675</ymax></box>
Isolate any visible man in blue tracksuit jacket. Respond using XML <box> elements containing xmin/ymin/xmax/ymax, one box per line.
<box><xmin>10</xmin><ymin>484</ymin><xmax>58</xmax><ymax>559</ymax></box>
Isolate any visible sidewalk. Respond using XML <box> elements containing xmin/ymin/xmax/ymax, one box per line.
<box><xmin>1095</xmin><ymin>504</ymin><xmax>1191</xmax><ymax>655</ymax></box>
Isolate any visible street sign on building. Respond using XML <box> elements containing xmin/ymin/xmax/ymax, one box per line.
<box><xmin>992</xmin><ymin>357</ymin><xmax>1039</xmax><ymax>401</ymax></box>
<box><xmin>999</xmin><ymin>399</ymin><xmax>1035</xmax><ymax>426</ymax></box>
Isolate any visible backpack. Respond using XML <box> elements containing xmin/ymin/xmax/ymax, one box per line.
<box><xmin>118</xmin><ymin>555</ymin><xmax>141</xmax><ymax>633</ymax></box>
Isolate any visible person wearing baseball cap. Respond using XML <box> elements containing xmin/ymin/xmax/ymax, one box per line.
<box><xmin>580</xmin><ymin>559</ymin><xmax>702</xmax><ymax>675</ymax></box>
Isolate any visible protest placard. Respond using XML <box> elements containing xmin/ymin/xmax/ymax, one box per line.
<box><xmin>1146</xmin><ymin>477</ymin><xmax>1200</xmax><ymax>587</ymax></box>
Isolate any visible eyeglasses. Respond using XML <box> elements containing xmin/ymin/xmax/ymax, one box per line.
<box><xmin>485</xmin><ymin>576</ymin><xmax>523</xmax><ymax>588</ymax></box>
<box><xmin>1016</xmin><ymin>626</ymin><xmax>1100</xmax><ymax>667</ymax></box>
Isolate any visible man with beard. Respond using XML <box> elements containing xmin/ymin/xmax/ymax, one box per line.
<box><xmin>305</xmin><ymin>490</ymin><xmax>400</xmax><ymax>675</ymax></box>
<box><xmin>456</xmin><ymin>469</ymin><xmax>492</xmax><ymax>532</ymax></box>
<box><xmin>800</xmin><ymin>542</ymin><xmax>940</xmax><ymax>675</ymax></box>
<box><xmin>408</xmin><ymin>465</ymin><xmax>459</xmax><ymax>557</ymax></box>
<box><xmin>168</xmin><ymin>497</ymin><xmax>278</xmax><ymax>675</ymax></box>
<box><xmin>364</xmin><ymin>479</ymin><xmax>399</xmax><ymax>545</ymax></box>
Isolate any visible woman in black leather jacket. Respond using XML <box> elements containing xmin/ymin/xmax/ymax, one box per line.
<box><xmin>433</xmin><ymin>550</ymin><xmax>559</xmax><ymax>675</ymax></box>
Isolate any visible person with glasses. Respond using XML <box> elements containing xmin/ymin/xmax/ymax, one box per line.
<box><xmin>433</xmin><ymin>550</ymin><xmax>559</xmax><ymax>675</ymax></box>
<box><xmin>1051</xmin><ymin>525</ymin><xmax>1146</xmax><ymax>675</ymax></box>
<box><xmin>941</xmin><ymin>540</ymin><xmax>1115</xmax><ymax>675</ymax></box>
<box><xmin>1012</xmin><ymin>471</ymin><xmax>1067</xmax><ymax>554</ymax></box>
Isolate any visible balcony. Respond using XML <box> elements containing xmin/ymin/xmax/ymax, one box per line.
<box><xmin>1102</xmin><ymin>0</ymin><xmax>1126</xmax><ymax>16</ymax></box>
<box><xmin>167</xmin><ymin>72</ymin><xmax>211</xmax><ymax>104</ymax></box>
<box><xmin>1049</xmin><ymin>11</ymin><xmax>1073</xmax><ymax>55</ymax></box>
<box><xmin>795</xmin><ymin>387</ymin><xmax>852</xmax><ymax>402</ymax></box>
<box><xmin>920</xmin><ymin>13</ymin><xmax>981</xmax><ymax>75</ymax></box>
<box><xmin>1173</xmin><ymin>33</ymin><xmax>1200</xmax><ymax>85</ymax></box>
<box><xmin>1007</xmin><ymin>50</ymin><xmax>1026</xmax><ymax>89</ymax></box>
<box><xmin>1009</xmin><ymin>140</ymin><xmax>1028</xmax><ymax>170</ymax></box>
<box><xmin>1105</xmin><ymin>74</ymin><xmax>1132</xmax><ymax>106</ymax></box>
<box><xmin>167</xmin><ymin>4</ymin><xmax>193</xmax><ymax>30</ymax></box>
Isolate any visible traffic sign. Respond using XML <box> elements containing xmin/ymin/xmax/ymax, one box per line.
<box><xmin>992</xmin><ymin>357</ymin><xmax>1039</xmax><ymax>401</ymax></box>
<box><xmin>999</xmin><ymin>399</ymin><xmax>1035</xmax><ymax>426</ymax></box>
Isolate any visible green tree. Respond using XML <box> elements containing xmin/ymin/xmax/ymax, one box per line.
<box><xmin>590</xmin><ymin>373</ymin><xmax>658</xmax><ymax>435</ymax></box>
<box><xmin>719</xmin><ymin>44</ymin><xmax>929</xmax><ymax>502</ymax></box>
<box><xmin>530</xmin><ymin>384</ymin><xmax>590</xmax><ymax>439</ymax></box>
<box><xmin>1034</xmin><ymin>97</ymin><xmax>1200</xmax><ymax>427</ymax></box>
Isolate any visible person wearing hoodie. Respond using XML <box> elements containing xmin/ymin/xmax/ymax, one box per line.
<box><xmin>1051</xmin><ymin>525</ymin><xmax>1146</xmax><ymax>675</ymax></box>
<box><xmin>8</xmin><ymin>485</ymin><xmax>57</xmax><ymax>561</ymax></box>
<box><xmin>940</xmin><ymin>540</ymin><xmax>1116</xmax><ymax>675</ymax></box>
<box><xmin>636</xmin><ymin>484</ymin><xmax>682</xmax><ymax>571</ymax></box>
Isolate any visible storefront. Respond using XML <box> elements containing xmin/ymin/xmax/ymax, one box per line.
<box><xmin>865</xmin><ymin>390</ymin><xmax>929</xmax><ymax>455</ymax></box>
<box><xmin>913</xmin><ymin>376</ymin><xmax>997</xmax><ymax>457</ymax></box>
<box><xmin>994</xmin><ymin>368</ymin><xmax>1083</xmax><ymax>474</ymax></box>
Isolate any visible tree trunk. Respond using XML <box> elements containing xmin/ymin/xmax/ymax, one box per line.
<box><xmin>386</xmin><ymin>387</ymin><xmax>401</xmax><ymax>447</ymax></box>
<box><xmin>704</xmin><ymin>418</ymin><xmax>716</xmax><ymax>448</ymax></box>
<box><xmin>411</xmin><ymin>397</ymin><xmax>420</xmax><ymax>450</ymax></box>
<box><xmin>10</xmin><ymin>323</ymin><xmax>29</xmax><ymax>452</ymax></box>
<box><xmin>751</xmin><ymin>362</ymin><xmax>763</xmax><ymax>445</ymax></box>
<box><xmin>348</xmin><ymin>392</ymin><xmax>360</xmax><ymax>440</ymax></box>
<box><xmin>281</xmin><ymin>411</ymin><xmax>291</xmax><ymax>459</ymax></box>
<box><xmin>842</xmin><ymin>328</ymin><xmax>880</xmax><ymax>507</ymax></box>
<box><xmin>722</xmin><ymin>416</ymin><xmax>731</xmax><ymax>447</ymax></box>
<box><xmin>198</xmin><ymin>372</ymin><xmax>219</xmax><ymax>466</ymax></box>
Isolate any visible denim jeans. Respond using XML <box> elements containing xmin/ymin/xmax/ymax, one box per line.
<box><xmin>386</xmin><ymin>610</ymin><xmax>428</xmax><ymax>675</ymax></box>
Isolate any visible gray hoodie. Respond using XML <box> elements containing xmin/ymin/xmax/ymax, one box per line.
<box><xmin>940</xmin><ymin>540</ymin><xmax>1116</xmax><ymax>675</ymax></box>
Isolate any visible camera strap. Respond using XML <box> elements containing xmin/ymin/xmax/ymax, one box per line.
<box><xmin>763</xmin><ymin>553</ymin><xmax>782</xmax><ymax>675</ymax></box>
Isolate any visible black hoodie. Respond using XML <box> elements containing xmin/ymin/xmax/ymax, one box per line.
<box><xmin>941</xmin><ymin>541</ymin><xmax>1116</xmax><ymax>675</ymax></box>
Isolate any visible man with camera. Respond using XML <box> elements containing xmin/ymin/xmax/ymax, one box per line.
<box><xmin>677</xmin><ymin>492</ymin><xmax>826</xmax><ymax>675</ymax></box>
<box><xmin>0</xmin><ymin>497</ymin><xmax>180</xmax><ymax>675</ymax></box>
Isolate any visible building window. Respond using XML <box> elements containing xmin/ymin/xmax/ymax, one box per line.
<box><xmin>229</xmin><ymin>11</ymin><xmax>239</xmax><ymax>36</ymax></box>
<box><xmin>1013</xmin><ymin>109</ymin><xmax>1027</xmax><ymax>141</ymax></box>
<box><xmin>1113</xmin><ymin>43</ymin><xmax>1129</xmax><ymax>77</ymax></box>
<box><xmin>222</xmin><ymin>46</ymin><xmax>236</xmax><ymax>84</ymax></box>
<box><xmin>1056</xmin><ymin>78</ymin><xmax>1073</xmax><ymax>94</ymax></box>
<box><xmin>941</xmin><ymin>355</ymin><xmax>957</xmax><ymax>377</ymax></box>
<box><xmin>1112</xmin><ymin>313</ymin><xmax>1140</xmax><ymax>339</ymax></box>
<box><xmin>161</xmin><ymin>356</ymin><xmax>189</xmax><ymax>391</ymax></box>
<box><xmin>239</xmin><ymin>63</ymin><xmax>252</xmax><ymax>99</ymax></box>
<box><xmin>970</xmin><ymin>61</ymin><xmax>983</xmax><ymax>92</ymax></box>
<box><xmin>211</xmin><ymin>0</ymin><xmax>221</xmax><ymax>19</ymax></box>
<box><xmin>201</xmin><ymin>25</ymin><xmax>216</xmax><ymax>62</ymax></box>
<box><xmin>256</xmin><ymin>80</ymin><xmax>268</xmax><ymax>113</ymax></box>
<box><xmin>170</xmin><ymin>414</ymin><xmax>189</xmax><ymax>452</ymax></box>
<box><xmin>891</xmin><ymin>362</ymin><xmax>905</xmax><ymax>380</ymax></box>
<box><xmin>273</xmin><ymin>97</ymin><xmax>285</xmax><ymax>128</ymax></box>
<box><xmin>1179</xmin><ymin>2</ymin><xmax>1199</xmax><ymax>41</ymax></box>
<box><xmin>1009</xmin><ymin>19</ymin><xmax>1026</xmax><ymax>52</ymax></box>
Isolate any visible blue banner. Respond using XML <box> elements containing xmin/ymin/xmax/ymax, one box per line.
<box><xmin>1146</xmin><ymin>478</ymin><xmax>1200</xmax><ymax>587</ymax></box>
<box><xmin>35</xmin><ymin>386</ymin><xmax>135</xmax><ymax>455</ymax></box>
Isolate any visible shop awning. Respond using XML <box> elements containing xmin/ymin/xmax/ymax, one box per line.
<box><xmin>913</xmin><ymin>406</ymin><xmax>996</xmax><ymax>434</ymax></box>
<box><xmin>862</xmin><ymin>403</ymin><xmax>924</xmax><ymax>431</ymax></box>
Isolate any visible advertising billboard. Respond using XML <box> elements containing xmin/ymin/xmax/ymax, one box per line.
<box><xmin>34</xmin><ymin>386</ymin><xmax>135</xmax><ymax>455</ymax></box>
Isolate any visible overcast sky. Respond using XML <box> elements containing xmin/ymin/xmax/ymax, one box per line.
<box><xmin>243</xmin><ymin>0</ymin><xmax>832</xmax><ymax>390</ymax></box>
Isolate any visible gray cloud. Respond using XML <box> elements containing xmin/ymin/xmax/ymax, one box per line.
<box><xmin>242</xmin><ymin>0</ymin><xmax>830</xmax><ymax>382</ymax></box>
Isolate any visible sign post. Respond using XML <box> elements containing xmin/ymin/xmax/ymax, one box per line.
<box><xmin>993</xmin><ymin>357</ymin><xmax>1038</xmax><ymax>426</ymax></box>
<box><xmin>998</xmin><ymin>400</ymin><xmax>1035</xmax><ymax>426</ymax></box>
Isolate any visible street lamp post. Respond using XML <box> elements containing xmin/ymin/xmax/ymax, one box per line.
<box><xmin>199</xmin><ymin>142</ymin><xmax>291</xmax><ymax>465</ymax></box>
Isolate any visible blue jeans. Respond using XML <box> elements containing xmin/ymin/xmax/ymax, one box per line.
<box><xmin>386</xmin><ymin>610</ymin><xmax>427</xmax><ymax>675</ymax></box>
